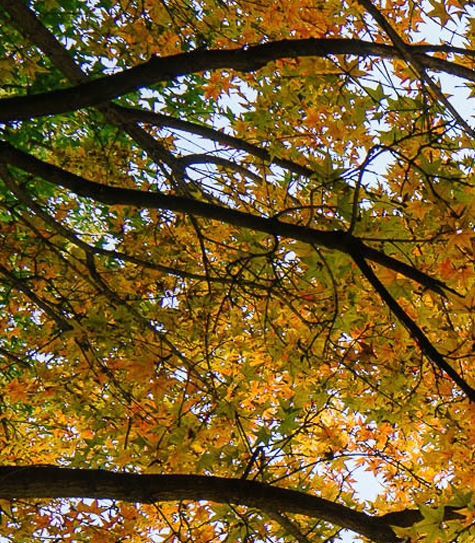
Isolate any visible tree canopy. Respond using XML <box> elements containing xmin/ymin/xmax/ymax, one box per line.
<box><xmin>1</xmin><ymin>0</ymin><xmax>475</xmax><ymax>541</ymax></box>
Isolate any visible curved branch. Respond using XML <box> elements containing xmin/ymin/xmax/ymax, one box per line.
<box><xmin>0</xmin><ymin>164</ymin><xmax>249</xmax><ymax>285</ymax></box>
<box><xmin>0</xmin><ymin>0</ymin><xmax>183</xmax><ymax>176</ymax></box>
<box><xmin>0</xmin><ymin>465</ymin><xmax>431</xmax><ymax>543</ymax></box>
<box><xmin>0</xmin><ymin>142</ymin><xmax>457</xmax><ymax>300</ymax></box>
<box><xmin>116</xmin><ymin>106</ymin><xmax>315</xmax><ymax>179</ymax></box>
<box><xmin>4</xmin><ymin>143</ymin><xmax>471</xmax><ymax>397</ymax></box>
<box><xmin>177</xmin><ymin>153</ymin><xmax>263</xmax><ymax>183</ymax></box>
<box><xmin>0</xmin><ymin>38</ymin><xmax>473</xmax><ymax>122</ymax></box>
<box><xmin>1</xmin><ymin>1</ymin><xmax>314</xmax><ymax>183</ymax></box>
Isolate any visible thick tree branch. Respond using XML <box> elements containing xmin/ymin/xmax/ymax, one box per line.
<box><xmin>1</xmin><ymin>134</ymin><xmax>470</xmax><ymax>397</ymax></box>
<box><xmin>3</xmin><ymin>142</ymin><xmax>472</xmax><ymax>399</ymax></box>
<box><xmin>0</xmin><ymin>465</ymin><xmax>458</xmax><ymax>543</ymax></box>
<box><xmin>0</xmin><ymin>142</ymin><xmax>457</xmax><ymax>300</ymax></box>
<box><xmin>0</xmin><ymin>37</ymin><xmax>473</xmax><ymax>122</ymax></box>
<box><xmin>0</xmin><ymin>164</ymin><xmax>243</xmax><ymax>285</ymax></box>
<box><xmin>1</xmin><ymin>0</ymin><xmax>315</xmax><ymax>189</ymax></box>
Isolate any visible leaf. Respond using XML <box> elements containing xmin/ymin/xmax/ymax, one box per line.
<box><xmin>426</xmin><ymin>0</ymin><xmax>455</xmax><ymax>26</ymax></box>
<box><xmin>448</xmin><ymin>488</ymin><xmax>473</xmax><ymax>508</ymax></box>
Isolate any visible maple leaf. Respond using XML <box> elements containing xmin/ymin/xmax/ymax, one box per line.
<box><xmin>426</xmin><ymin>0</ymin><xmax>455</xmax><ymax>26</ymax></box>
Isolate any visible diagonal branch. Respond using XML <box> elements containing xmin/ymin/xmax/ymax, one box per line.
<box><xmin>350</xmin><ymin>249</ymin><xmax>475</xmax><ymax>402</ymax></box>
<box><xmin>263</xmin><ymin>508</ymin><xmax>315</xmax><ymax>543</ymax></box>
<box><xmin>0</xmin><ymin>141</ymin><xmax>457</xmax><ymax>300</ymax></box>
<box><xmin>0</xmin><ymin>0</ymin><xmax>184</xmax><ymax>179</ymax></box>
<box><xmin>356</xmin><ymin>0</ymin><xmax>475</xmax><ymax>137</ymax></box>
<box><xmin>115</xmin><ymin>106</ymin><xmax>315</xmax><ymax>179</ymax></box>
<box><xmin>0</xmin><ymin>164</ymin><xmax>245</xmax><ymax>285</ymax></box>
<box><xmin>4</xmin><ymin>142</ymin><xmax>474</xmax><ymax>399</ymax></box>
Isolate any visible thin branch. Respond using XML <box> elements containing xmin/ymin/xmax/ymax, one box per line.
<box><xmin>0</xmin><ymin>165</ymin><xmax>237</xmax><ymax>283</ymax></box>
<box><xmin>178</xmin><ymin>153</ymin><xmax>263</xmax><ymax>183</ymax></box>
<box><xmin>0</xmin><ymin>259</ymin><xmax>71</xmax><ymax>332</ymax></box>
<box><xmin>116</xmin><ymin>106</ymin><xmax>315</xmax><ymax>179</ymax></box>
<box><xmin>357</xmin><ymin>0</ymin><xmax>475</xmax><ymax>137</ymax></box>
<box><xmin>263</xmin><ymin>508</ymin><xmax>314</xmax><ymax>543</ymax></box>
<box><xmin>350</xmin><ymin>250</ymin><xmax>475</xmax><ymax>402</ymax></box>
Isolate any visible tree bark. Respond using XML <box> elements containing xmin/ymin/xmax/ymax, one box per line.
<box><xmin>0</xmin><ymin>36</ymin><xmax>472</xmax><ymax>122</ymax></box>
<box><xmin>0</xmin><ymin>465</ymin><xmax>417</xmax><ymax>543</ymax></box>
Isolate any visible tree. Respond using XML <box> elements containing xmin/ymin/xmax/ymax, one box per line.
<box><xmin>0</xmin><ymin>0</ymin><xmax>474</xmax><ymax>541</ymax></box>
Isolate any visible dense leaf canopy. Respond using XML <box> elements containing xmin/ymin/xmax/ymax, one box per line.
<box><xmin>1</xmin><ymin>0</ymin><xmax>475</xmax><ymax>541</ymax></box>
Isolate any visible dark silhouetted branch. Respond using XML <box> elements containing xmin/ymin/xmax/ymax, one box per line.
<box><xmin>0</xmin><ymin>36</ymin><xmax>473</xmax><ymax>122</ymax></box>
<box><xmin>0</xmin><ymin>465</ymin><xmax>458</xmax><ymax>543</ymax></box>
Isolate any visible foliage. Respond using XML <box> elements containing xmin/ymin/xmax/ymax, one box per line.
<box><xmin>1</xmin><ymin>0</ymin><xmax>475</xmax><ymax>541</ymax></box>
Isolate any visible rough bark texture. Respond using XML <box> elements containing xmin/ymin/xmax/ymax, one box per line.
<box><xmin>0</xmin><ymin>466</ymin><xmax>423</xmax><ymax>543</ymax></box>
